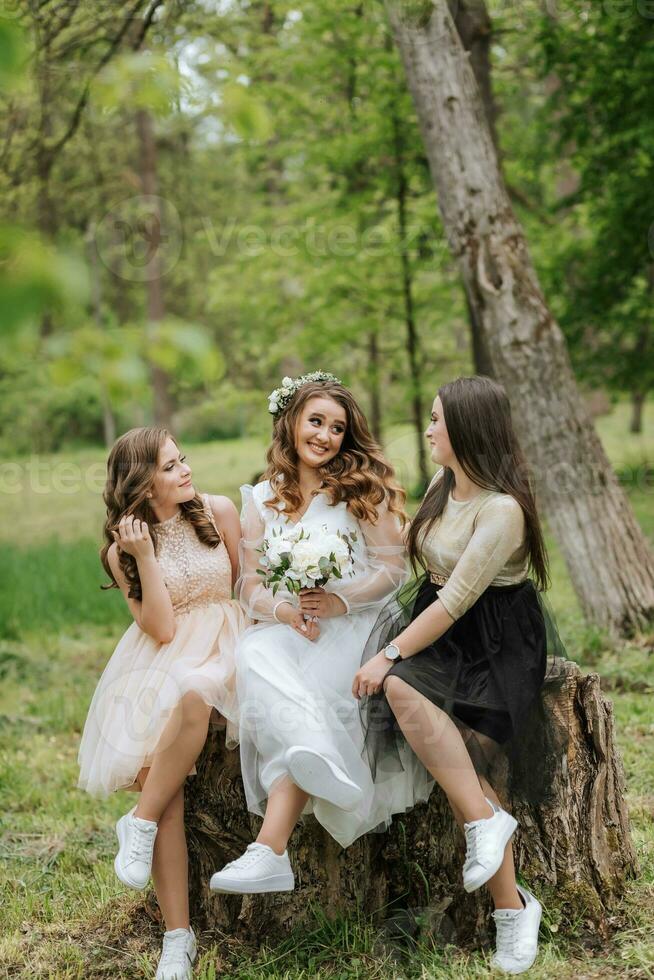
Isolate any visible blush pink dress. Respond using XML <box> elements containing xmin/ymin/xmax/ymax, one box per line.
<box><xmin>77</xmin><ymin>493</ymin><xmax>249</xmax><ymax>797</ymax></box>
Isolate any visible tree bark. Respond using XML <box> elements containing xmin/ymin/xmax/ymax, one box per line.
<box><xmin>451</xmin><ymin>0</ymin><xmax>497</xmax><ymax>151</ymax></box>
<box><xmin>383</xmin><ymin>0</ymin><xmax>654</xmax><ymax>636</ymax></box>
<box><xmin>452</xmin><ymin>0</ymin><xmax>497</xmax><ymax>377</ymax></box>
<box><xmin>182</xmin><ymin>658</ymin><xmax>636</xmax><ymax>945</ymax></box>
<box><xmin>630</xmin><ymin>390</ymin><xmax>645</xmax><ymax>435</ymax></box>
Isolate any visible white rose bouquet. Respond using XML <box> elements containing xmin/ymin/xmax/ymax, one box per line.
<box><xmin>256</xmin><ymin>523</ymin><xmax>357</xmax><ymax>596</ymax></box>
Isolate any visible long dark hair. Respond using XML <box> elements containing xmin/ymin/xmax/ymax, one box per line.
<box><xmin>406</xmin><ymin>376</ymin><xmax>549</xmax><ymax>591</ymax></box>
<box><xmin>263</xmin><ymin>380</ymin><xmax>407</xmax><ymax>526</ymax></box>
<box><xmin>100</xmin><ymin>426</ymin><xmax>221</xmax><ymax>601</ymax></box>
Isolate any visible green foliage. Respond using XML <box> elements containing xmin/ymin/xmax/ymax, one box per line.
<box><xmin>533</xmin><ymin>2</ymin><xmax>654</xmax><ymax>396</ymax></box>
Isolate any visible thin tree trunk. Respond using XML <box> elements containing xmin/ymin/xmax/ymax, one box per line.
<box><xmin>628</xmin><ymin>284</ymin><xmax>650</xmax><ymax>435</ymax></box>
<box><xmin>630</xmin><ymin>390</ymin><xmax>646</xmax><ymax>434</ymax></box>
<box><xmin>392</xmin><ymin>111</ymin><xmax>429</xmax><ymax>492</ymax></box>
<box><xmin>135</xmin><ymin>107</ymin><xmax>174</xmax><ymax>428</ymax></box>
<box><xmin>384</xmin><ymin>0</ymin><xmax>654</xmax><ymax>636</ymax></box>
<box><xmin>181</xmin><ymin>658</ymin><xmax>636</xmax><ymax>944</ymax></box>
<box><xmin>367</xmin><ymin>331</ymin><xmax>383</xmax><ymax>442</ymax></box>
<box><xmin>86</xmin><ymin>220</ymin><xmax>116</xmax><ymax>446</ymax></box>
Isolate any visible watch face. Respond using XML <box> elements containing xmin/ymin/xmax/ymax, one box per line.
<box><xmin>385</xmin><ymin>644</ymin><xmax>400</xmax><ymax>660</ymax></box>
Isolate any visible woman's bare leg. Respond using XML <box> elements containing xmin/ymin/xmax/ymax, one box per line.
<box><xmin>135</xmin><ymin>692</ymin><xmax>212</xmax><ymax>823</ymax></box>
<box><xmin>383</xmin><ymin>677</ymin><xmax>522</xmax><ymax>911</ymax></box>
<box><xmin>136</xmin><ymin>772</ymin><xmax>190</xmax><ymax>930</ymax></box>
<box><xmin>383</xmin><ymin>676</ymin><xmax>493</xmax><ymax>822</ymax></box>
<box><xmin>255</xmin><ymin>776</ymin><xmax>310</xmax><ymax>855</ymax></box>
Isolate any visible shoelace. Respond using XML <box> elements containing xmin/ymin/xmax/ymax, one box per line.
<box><xmin>128</xmin><ymin>820</ymin><xmax>156</xmax><ymax>865</ymax></box>
<box><xmin>160</xmin><ymin>933</ymin><xmax>192</xmax><ymax>971</ymax></box>
<box><xmin>464</xmin><ymin>823</ymin><xmax>483</xmax><ymax>864</ymax></box>
<box><xmin>224</xmin><ymin>844</ymin><xmax>268</xmax><ymax>871</ymax></box>
<box><xmin>494</xmin><ymin>913</ymin><xmax>519</xmax><ymax>955</ymax></box>
<box><xmin>464</xmin><ymin>818</ymin><xmax>496</xmax><ymax>866</ymax></box>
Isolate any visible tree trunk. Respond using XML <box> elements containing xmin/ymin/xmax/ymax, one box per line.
<box><xmin>630</xmin><ymin>390</ymin><xmax>645</xmax><ymax>435</ymax></box>
<box><xmin>391</xmin><ymin>110</ymin><xmax>430</xmax><ymax>493</ymax></box>
<box><xmin>85</xmin><ymin>220</ymin><xmax>117</xmax><ymax>446</ymax></box>
<box><xmin>367</xmin><ymin>331</ymin><xmax>383</xmax><ymax>443</ymax></box>
<box><xmin>135</xmin><ymin>106</ymin><xmax>175</xmax><ymax>428</ymax></box>
<box><xmin>452</xmin><ymin>0</ymin><xmax>497</xmax><ymax>151</ymax></box>
<box><xmin>182</xmin><ymin>658</ymin><xmax>636</xmax><ymax>945</ymax></box>
<box><xmin>384</xmin><ymin>0</ymin><xmax>654</xmax><ymax>636</ymax></box>
<box><xmin>452</xmin><ymin>0</ymin><xmax>497</xmax><ymax>377</ymax></box>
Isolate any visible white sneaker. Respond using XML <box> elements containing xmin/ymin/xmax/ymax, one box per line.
<box><xmin>209</xmin><ymin>842</ymin><xmax>295</xmax><ymax>894</ymax></box>
<box><xmin>114</xmin><ymin>805</ymin><xmax>158</xmax><ymax>889</ymax></box>
<box><xmin>284</xmin><ymin>746</ymin><xmax>363</xmax><ymax>812</ymax></box>
<box><xmin>463</xmin><ymin>797</ymin><xmax>518</xmax><ymax>892</ymax></box>
<box><xmin>491</xmin><ymin>885</ymin><xmax>542</xmax><ymax>974</ymax></box>
<box><xmin>156</xmin><ymin>926</ymin><xmax>197</xmax><ymax>980</ymax></box>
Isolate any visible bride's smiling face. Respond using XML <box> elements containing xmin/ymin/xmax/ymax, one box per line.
<box><xmin>294</xmin><ymin>396</ymin><xmax>347</xmax><ymax>468</ymax></box>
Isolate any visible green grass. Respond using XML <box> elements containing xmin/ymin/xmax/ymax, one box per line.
<box><xmin>0</xmin><ymin>400</ymin><xmax>653</xmax><ymax>978</ymax></box>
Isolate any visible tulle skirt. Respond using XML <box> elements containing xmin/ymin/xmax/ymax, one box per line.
<box><xmin>77</xmin><ymin>599</ymin><xmax>248</xmax><ymax>797</ymax></box>
<box><xmin>359</xmin><ymin>572</ymin><xmax>568</xmax><ymax>805</ymax></box>
<box><xmin>235</xmin><ymin>612</ymin><xmax>435</xmax><ymax>849</ymax></box>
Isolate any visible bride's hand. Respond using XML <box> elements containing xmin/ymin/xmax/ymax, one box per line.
<box><xmin>291</xmin><ymin>610</ymin><xmax>320</xmax><ymax>641</ymax></box>
<box><xmin>298</xmin><ymin>587</ymin><xmax>347</xmax><ymax>619</ymax></box>
<box><xmin>276</xmin><ymin>601</ymin><xmax>321</xmax><ymax>641</ymax></box>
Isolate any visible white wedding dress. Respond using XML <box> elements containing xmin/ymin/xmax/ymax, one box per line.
<box><xmin>235</xmin><ymin>480</ymin><xmax>434</xmax><ymax>848</ymax></box>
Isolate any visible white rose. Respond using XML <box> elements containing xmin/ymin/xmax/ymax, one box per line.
<box><xmin>291</xmin><ymin>538</ymin><xmax>325</xmax><ymax>577</ymax></box>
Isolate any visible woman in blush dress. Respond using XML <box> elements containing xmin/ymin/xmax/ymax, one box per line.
<box><xmin>78</xmin><ymin>426</ymin><xmax>249</xmax><ymax>980</ymax></box>
<box><xmin>209</xmin><ymin>373</ymin><xmax>433</xmax><ymax>896</ymax></box>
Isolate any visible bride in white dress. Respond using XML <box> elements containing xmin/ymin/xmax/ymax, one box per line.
<box><xmin>210</xmin><ymin>373</ymin><xmax>433</xmax><ymax>895</ymax></box>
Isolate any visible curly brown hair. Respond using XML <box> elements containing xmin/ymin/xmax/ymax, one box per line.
<box><xmin>262</xmin><ymin>380</ymin><xmax>407</xmax><ymax>526</ymax></box>
<box><xmin>100</xmin><ymin>426</ymin><xmax>221</xmax><ymax>601</ymax></box>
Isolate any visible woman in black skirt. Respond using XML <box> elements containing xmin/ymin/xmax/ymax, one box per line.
<box><xmin>352</xmin><ymin>375</ymin><xmax>558</xmax><ymax>975</ymax></box>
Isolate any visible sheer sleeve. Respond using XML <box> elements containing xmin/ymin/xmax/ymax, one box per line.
<box><xmin>436</xmin><ymin>495</ymin><xmax>526</xmax><ymax>621</ymax></box>
<box><xmin>324</xmin><ymin>498</ymin><xmax>410</xmax><ymax>615</ymax></box>
<box><xmin>235</xmin><ymin>484</ymin><xmax>296</xmax><ymax>623</ymax></box>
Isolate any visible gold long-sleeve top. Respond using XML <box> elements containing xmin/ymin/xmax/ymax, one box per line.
<box><xmin>418</xmin><ymin>472</ymin><xmax>529</xmax><ymax>622</ymax></box>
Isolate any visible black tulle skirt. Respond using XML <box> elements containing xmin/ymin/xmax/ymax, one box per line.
<box><xmin>359</xmin><ymin>572</ymin><xmax>568</xmax><ymax>805</ymax></box>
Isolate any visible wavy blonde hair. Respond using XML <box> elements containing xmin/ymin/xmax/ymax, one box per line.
<box><xmin>262</xmin><ymin>380</ymin><xmax>407</xmax><ymax>526</ymax></box>
<box><xmin>100</xmin><ymin>427</ymin><xmax>221</xmax><ymax>601</ymax></box>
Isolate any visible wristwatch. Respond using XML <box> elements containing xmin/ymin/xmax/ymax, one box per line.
<box><xmin>384</xmin><ymin>642</ymin><xmax>403</xmax><ymax>662</ymax></box>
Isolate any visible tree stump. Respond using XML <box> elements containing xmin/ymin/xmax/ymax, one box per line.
<box><xmin>185</xmin><ymin>659</ymin><xmax>637</xmax><ymax>947</ymax></box>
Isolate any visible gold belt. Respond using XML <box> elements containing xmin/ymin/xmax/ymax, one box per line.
<box><xmin>428</xmin><ymin>569</ymin><xmax>448</xmax><ymax>586</ymax></box>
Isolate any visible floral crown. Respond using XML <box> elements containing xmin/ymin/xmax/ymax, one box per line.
<box><xmin>268</xmin><ymin>371</ymin><xmax>342</xmax><ymax>418</ymax></box>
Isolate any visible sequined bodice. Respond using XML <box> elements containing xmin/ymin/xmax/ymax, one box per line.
<box><xmin>154</xmin><ymin>495</ymin><xmax>233</xmax><ymax>615</ymax></box>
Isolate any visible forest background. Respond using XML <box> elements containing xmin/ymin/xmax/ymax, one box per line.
<box><xmin>0</xmin><ymin>1</ymin><xmax>653</xmax><ymax>977</ymax></box>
